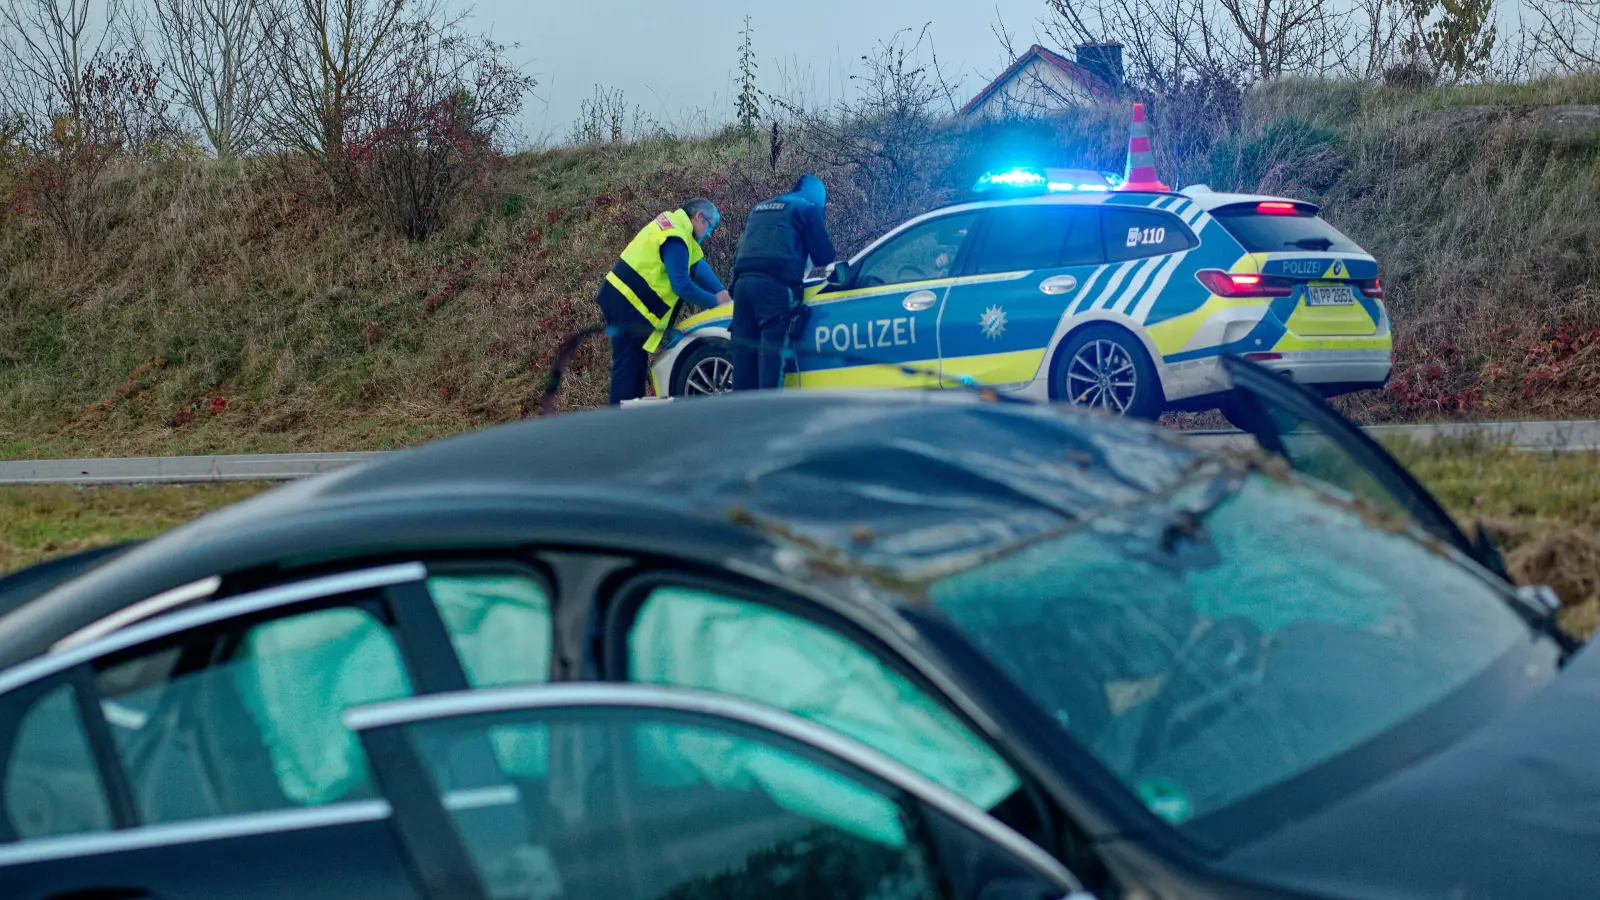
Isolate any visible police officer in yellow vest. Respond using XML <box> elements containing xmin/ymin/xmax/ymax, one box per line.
<box><xmin>594</xmin><ymin>198</ymin><xmax>730</xmax><ymax>404</ymax></box>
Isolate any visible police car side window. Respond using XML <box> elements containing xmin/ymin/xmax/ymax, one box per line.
<box><xmin>624</xmin><ymin>585</ymin><xmax>1023</xmax><ymax>812</ymax></box>
<box><xmin>973</xmin><ymin>206</ymin><xmax>1100</xmax><ymax>275</ymax></box>
<box><xmin>854</xmin><ymin>213</ymin><xmax>978</xmax><ymax>288</ymax></box>
<box><xmin>1101</xmin><ymin>207</ymin><xmax>1197</xmax><ymax>262</ymax></box>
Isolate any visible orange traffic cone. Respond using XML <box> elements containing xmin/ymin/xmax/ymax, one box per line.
<box><xmin>1119</xmin><ymin>103</ymin><xmax>1170</xmax><ymax>192</ymax></box>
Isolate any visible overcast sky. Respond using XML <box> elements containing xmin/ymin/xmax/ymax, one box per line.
<box><xmin>468</xmin><ymin>0</ymin><xmax>1051</xmax><ymax>146</ymax></box>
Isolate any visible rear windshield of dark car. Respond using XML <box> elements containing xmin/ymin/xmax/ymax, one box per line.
<box><xmin>1212</xmin><ymin>207</ymin><xmax>1364</xmax><ymax>254</ymax></box>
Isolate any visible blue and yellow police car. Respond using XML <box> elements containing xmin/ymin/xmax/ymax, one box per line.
<box><xmin>652</xmin><ymin>169</ymin><xmax>1392</xmax><ymax>420</ymax></box>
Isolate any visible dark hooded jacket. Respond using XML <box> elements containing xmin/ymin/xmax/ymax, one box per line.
<box><xmin>732</xmin><ymin>174</ymin><xmax>837</xmax><ymax>287</ymax></box>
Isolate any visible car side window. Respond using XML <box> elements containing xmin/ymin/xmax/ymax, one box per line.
<box><xmin>624</xmin><ymin>585</ymin><xmax>1022</xmax><ymax>812</ymax></box>
<box><xmin>854</xmin><ymin>213</ymin><xmax>978</xmax><ymax>288</ymax></box>
<box><xmin>400</xmin><ymin>706</ymin><xmax>944</xmax><ymax>900</ymax></box>
<box><xmin>94</xmin><ymin>603</ymin><xmax>414</xmax><ymax>825</ymax></box>
<box><xmin>3</xmin><ymin>683</ymin><xmax>114</xmax><ymax>841</ymax></box>
<box><xmin>1100</xmin><ymin>207</ymin><xmax>1197</xmax><ymax>262</ymax></box>
<box><xmin>425</xmin><ymin>574</ymin><xmax>553</xmax><ymax>689</ymax></box>
<box><xmin>972</xmin><ymin>206</ymin><xmax>1102</xmax><ymax>275</ymax></box>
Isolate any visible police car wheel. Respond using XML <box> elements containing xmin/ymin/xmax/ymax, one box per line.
<box><xmin>672</xmin><ymin>341</ymin><xmax>733</xmax><ymax>397</ymax></box>
<box><xmin>1053</xmin><ymin>326</ymin><xmax>1161</xmax><ymax>420</ymax></box>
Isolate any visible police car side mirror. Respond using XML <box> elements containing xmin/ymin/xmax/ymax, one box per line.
<box><xmin>827</xmin><ymin>261</ymin><xmax>853</xmax><ymax>287</ymax></box>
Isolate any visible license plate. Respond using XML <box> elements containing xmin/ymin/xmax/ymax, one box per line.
<box><xmin>1307</xmin><ymin>285</ymin><xmax>1354</xmax><ymax>306</ymax></box>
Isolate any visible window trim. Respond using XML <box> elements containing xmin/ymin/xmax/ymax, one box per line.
<box><xmin>0</xmin><ymin>564</ymin><xmax>424</xmax><ymax>848</ymax></box>
<box><xmin>597</xmin><ymin>570</ymin><xmax>1056</xmax><ymax>845</ymax></box>
<box><xmin>0</xmin><ymin>563</ymin><xmax>427</xmax><ymax>699</ymax></box>
<box><xmin>341</xmin><ymin>683</ymin><xmax>1087</xmax><ymax>896</ymax></box>
<box><xmin>396</xmin><ymin>559</ymin><xmax>560</xmax><ymax>690</ymax></box>
<box><xmin>0</xmin><ymin>799</ymin><xmax>393</xmax><ymax>867</ymax></box>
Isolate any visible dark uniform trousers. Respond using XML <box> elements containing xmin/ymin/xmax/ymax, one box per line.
<box><xmin>731</xmin><ymin>272</ymin><xmax>800</xmax><ymax>391</ymax></box>
<box><xmin>595</xmin><ymin>282</ymin><xmax>652</xmax><ymax>405</ymax></box>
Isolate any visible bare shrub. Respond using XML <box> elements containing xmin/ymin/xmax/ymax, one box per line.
<box><xmin>568</xmin><ymin>85</ymin><xmax>653</xmax><ymax>146</ymax></box>
<box><xmin>1527</xmin><ymin>0</ymin><xmax>1600</xmax><ymax>71</ymax></box>
<box><xmin>771</xmin><ymin>25</ymin><xmax>960</xmax><ymax>249</ymax></box>
<box><xmin>261</xmin><ymin>0</ymin><xmax>421</xmax><ymax>176</ymax></box>
<box><xmin>11</xmin><ymin>50</ymin><xmax>175</xmax><ymax>249</ymax></box>
<box><xmin>342</xmin><ymin>22</ymin><xmax>534</xmax><ymax>240</ymax></box>
<box><xmin>0</xmin><ymin>0</ymin><xmax>129</xmax><ymax>133</ymax></box>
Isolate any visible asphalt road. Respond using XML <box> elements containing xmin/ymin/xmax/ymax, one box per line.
<box><xmin>0</xmin><ymin>420</ymin><xmax>1596</xmax><ymax>486</ymax></box>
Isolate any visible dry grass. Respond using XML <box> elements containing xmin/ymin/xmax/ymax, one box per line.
<box><xmin>1385</xmin><ymin>436</ymin><xmax>1600</xmax><ymax>639</ymax></box>
<box><xmin>2</xmin><ymin>77</ymin><xmax>1600</xmax><ymax>459</ymax></box>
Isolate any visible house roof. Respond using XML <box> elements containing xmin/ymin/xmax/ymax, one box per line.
<box><xmin>960</xmin><ymin>44</ymin><xmax>1116</xmax><ymax>115</ymax></box>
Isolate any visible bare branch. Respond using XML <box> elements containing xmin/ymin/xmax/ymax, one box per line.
<box><xmin>150</xmin><ymin>0</ymin><xmax>273</xmax><ymax>156</ymax></box>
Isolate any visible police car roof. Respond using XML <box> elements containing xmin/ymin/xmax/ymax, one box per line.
<box><xmin>0</xmin><ymin>391</ymin><xmax>1212</xmax><ymax>664</ymax></box>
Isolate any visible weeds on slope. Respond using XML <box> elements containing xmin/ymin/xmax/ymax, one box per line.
<box><xmin>4</xmin><ymin>76</ymin><xmax>1600</xmax><ymax>458</ymax></box>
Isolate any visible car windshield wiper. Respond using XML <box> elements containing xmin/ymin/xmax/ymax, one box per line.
<box><xmin>1286</xmin><ymin>237</ymin><xmax>1334</xmax><ymax>250</ymax></box>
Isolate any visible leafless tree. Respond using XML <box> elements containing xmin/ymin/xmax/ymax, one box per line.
<box><xmin>1527</xmin><ymin>0</ymin><xmax>1600</xmax><ymax>70</ymax></box>
<box><xmin>1214</xmin><ymin>0</ymin><xmax>1351</xmax><ymax>80</ymax></box>
<box><xmin>1352</xmin><ymin>0</ymin><xmax>1406</xmax><ymax>79</ymax></box>
<box><xmin>1045</xmin><ymin>0</ymin><xmax>1243</xmax><ymax>96</ymax></box>
<box><xmin>0</xmin><ymin>0</ymin><xmax>129</xmax><ymax>135</ymax></box>
<box><xmin>150</xmin><ymin>0</ymin><xmax>273</xmax><ymax>157</ymax></box>
<box><xmin>261</xmin><ymin>0</ymin><xmax>435</xmax><ymax>164</ymax></box>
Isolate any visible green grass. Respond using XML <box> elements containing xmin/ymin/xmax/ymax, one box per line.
<box><xmin>0</xmin><ymin>482</ymin><xmax>273</xmax><ymax>573</ymax></box>
<box><xmin>3</xmin><ymin>439</ymin><xmax>1597</xmax><ymax>639</ymax></box>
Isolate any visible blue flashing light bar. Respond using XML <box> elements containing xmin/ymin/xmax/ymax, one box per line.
<box><xmin>976</xmin><ymin>167</ymin><xmax>1047</xmax><ymax>191</ymax></box>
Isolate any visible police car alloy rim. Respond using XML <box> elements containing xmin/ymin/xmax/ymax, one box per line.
<box><xmin>1067</xmin><ymin>339</ymin><xmax>1138</xmax><ymax>414</ymax></box>
<box><xmin>686</xmin><ymin>356</ymin><xmax>732</xmax><ymax>395</ymax></box>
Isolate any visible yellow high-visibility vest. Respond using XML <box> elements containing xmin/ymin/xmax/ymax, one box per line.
<box><xmin>605</xmin><ymin>208</ymin><xmax>704</xmax><ymax>352</ymax></box>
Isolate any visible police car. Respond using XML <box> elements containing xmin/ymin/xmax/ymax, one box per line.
<box><xmin>652</xmin><ymin>169</ymin><xmax>1392</xmax><ymax>420</ymax></box>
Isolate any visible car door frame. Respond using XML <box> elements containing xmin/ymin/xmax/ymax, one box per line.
<box><xmin>590</xmin><ymin>568</ymin><xmax>1187</xmax><ymax>882</ymax></box>
<box><xmin>799</xmin><ymin>209</ymin><xmax>983</xmax><ymax>385</ymax></box>
<box><xmin>342</xmin><ymin>683</ymin><xmax>1096</xmax><ymax>900</ymax></box>
<box><xmin>1218</xmin><ymin>354</ymin><xmax>1508</xmax><ymax>577</ymax></box>
<box><xmin>937</xmin><ymin>203</ymin><xmax>1110</xmax><ymax>391</ymax></box>
<box><xmin>0</xmin><ymin>559</ymin><xmax>558</xmax><ymax>899</ymax></box>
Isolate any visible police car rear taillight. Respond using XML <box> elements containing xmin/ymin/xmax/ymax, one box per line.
<box><xmin>1360</xmin><ymin>277</ymin><xmax>1384</xmax><ymax>300</ymax></box>
<box><xmin>1196</xmin><ymin>270</ymin><xmax>1294</xmax><ymax>298</ymax></box>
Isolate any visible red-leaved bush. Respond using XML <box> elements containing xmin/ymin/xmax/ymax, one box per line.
<box><xmin>341</xmin><ymin>24</ymin><xmax>535</xmax><ymax>240</ymax></box>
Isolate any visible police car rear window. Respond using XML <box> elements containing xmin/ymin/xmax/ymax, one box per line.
<box><xmin>1212</xmin><ymin>205</ymin><xmax>1363</xmax><ymax>253</ymax></box>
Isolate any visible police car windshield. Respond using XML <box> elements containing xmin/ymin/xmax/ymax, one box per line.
<box><xmin>1213</xmin><ymin>208</ymin><xmax>1363</xmax><ymax>254</ymax></box>
<box><xmin>926</xmin><ymin>472</ymin><xmax>1545</xmax><ymax>841</ymax></box>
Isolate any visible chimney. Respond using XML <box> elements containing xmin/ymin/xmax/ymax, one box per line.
<box><xmin>1075</xmin><ymin>42</ymin><xmax>1125</xmax><ymax>90</ymax></box>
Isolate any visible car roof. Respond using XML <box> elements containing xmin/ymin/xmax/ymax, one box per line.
<box><xmin>0</xmin><ymin>391</ymin><xmax>1215</xmax><ymax>666</ymax></box>
<box><xmin>926</xmin><ymin>186</ymin><xmax>1309</xmax><ymax>220</ymax></box>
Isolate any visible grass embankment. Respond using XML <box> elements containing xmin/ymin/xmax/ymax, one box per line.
<box><xmin>2</xmin><ymin>438</ymin><xmax>1597</xmax><ymax>640</ymax></box>
<box><xmin>3</xmin><ymin>76</ymin><xmax>1600</xmax><ymax>460</ymax></box>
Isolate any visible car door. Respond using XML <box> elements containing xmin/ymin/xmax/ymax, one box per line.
<box><xmin>1218</xmin><ymin>354</ymin><xmax>1510</xmax><ymax>578</ymax></box>
<box><xmin>0</xmin><ymin>561</ymin><xmax>558</xmax><ymax>900</ymax></box>
<box><xmin>938</xmin><ymin>204</ymin><xmax>1105</xmax><ymax>390</ymax></box>
<box><xmin>345</xmin><ymin>684</ymin><xmax>1095</xmax><ymax>900</ymax></box>
<box><xmin>798</xmin><ymin>211</ymin><xmax>980</xmax><ymax>389</ymax></box>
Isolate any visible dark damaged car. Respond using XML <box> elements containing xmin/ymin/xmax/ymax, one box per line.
<box><xmin>0</xmin><ymin>359</ymin><xmax>1592</xmax><ymax>900</ymax></box>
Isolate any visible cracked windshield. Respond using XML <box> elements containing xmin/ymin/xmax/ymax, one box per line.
<box><xmin>3</xmin><ymin>0</ymin><xmax>1600</xmax><ymax>898</ymax></box>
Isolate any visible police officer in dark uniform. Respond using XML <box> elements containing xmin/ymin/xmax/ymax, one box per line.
<box><xmin>729</xmin><ymin>174</ymin><xmax>836</xmax><ymax>391</ymax></box>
